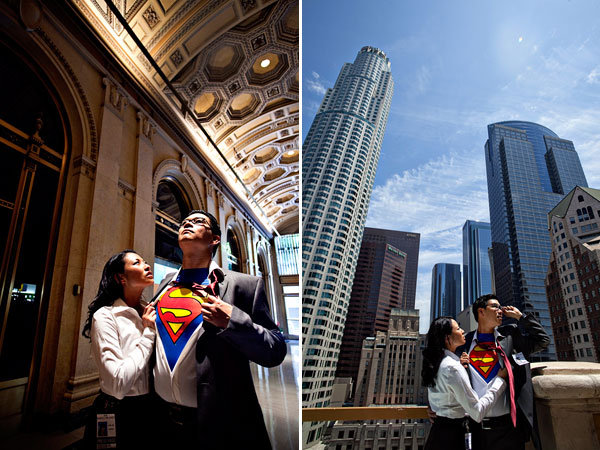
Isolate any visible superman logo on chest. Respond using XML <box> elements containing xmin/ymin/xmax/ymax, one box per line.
<box><xmin>156</xmin><ymin>285</ymin><xmax>205</xmax><ymax>371</ymax></box>
<box><xmin>469</xmin><ymin>344</ymin><xmax>500</xmax><ymax>382</ymax></box>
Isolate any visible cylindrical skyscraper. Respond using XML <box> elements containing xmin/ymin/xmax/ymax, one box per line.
<box><xmin>302</xmin><ymin>46</ymin><xmax>393</xmax><ymax>447</ymax></box>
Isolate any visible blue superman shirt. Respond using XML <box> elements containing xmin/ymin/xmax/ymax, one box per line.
<box><xmin>469</xmin><ymin>333</ymin><xmax>501</xmax><ymax>382</ymax></box>
<box><xmin>156</xmin><ymin>269</ymin><xmax>210</xmax><ymax>371</ymax></box>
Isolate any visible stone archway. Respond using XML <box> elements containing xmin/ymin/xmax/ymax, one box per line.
<box><xmin>224</xmin><ymin>216</ymin><xmax>247</xmax><ymax>273</ymax></box>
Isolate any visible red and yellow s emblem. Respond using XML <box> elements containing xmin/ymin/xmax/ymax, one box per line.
<box><xmin>157</xmin><ymin>286</ymin><xmax>204</xmax><ymax>344</ymax></box>
<box><xmin>470</xmin><ymin>344</ymin><xmax>500</xmax><ymax>381</ymax></box>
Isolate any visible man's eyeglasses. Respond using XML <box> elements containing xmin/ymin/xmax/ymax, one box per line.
<box><xmin>486</xmin><ymin>303</ymin><xmax>502</xmax><ymax>310</ymax></box>
<box><xmin>180</xmin><ymin>217</ymin><xmax>211</xmax><ymax>229</ymax></box>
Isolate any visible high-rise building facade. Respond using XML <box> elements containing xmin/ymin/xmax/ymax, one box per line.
<box><xmin>302</xmin><ymin>46</ymin><xmax>394</xmax><ymax>446</ymax></box>
<box><xmin>327</xmin><ymin>309</ymin><xmax>429</xmax><ymax>450</ymax></box>
<box><xmin>362</xmin><ymin>227</ymin><xmax>421</xmax><ymax>308</ymax></box>
<box><xmin>463</xmin><ymin>220</ymin><xmax>493</xmax><ymax>308</ymax></box>
<box><xmin>430</xmin><ymin>263</ymin><xmax>461</xmax><ymax>322</ymax></box>
<box><xmin>354</xmin><ymin>309</ymin><xmax>425</xmax><ymax>406</ymax></box>
<box><xmin>336</xmin><ymin>240</ymin><xmax>407</xmax><ymax>389</ymax></box>
<box><xmin>485</xmin><ymin>121</ymin><xmax>588</xmax><ymax>360</ymax></box>
<box><xmin>545</xmin><ymin>186</ymin><xmax>600</xmax><ymax>362</ymax></box>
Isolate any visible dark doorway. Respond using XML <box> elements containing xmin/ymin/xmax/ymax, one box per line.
<box><xmin>0</xmin><ymin>41</ymin><xmax>68</xmax><ymax>389</ymax></box>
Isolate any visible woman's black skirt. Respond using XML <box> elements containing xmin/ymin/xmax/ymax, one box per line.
<box><xmin>424</xmin><ymin>416</ymin><xmax>478</xmax><ymax>450</ymax></box>
<box><xmin>83</xmin><ymin>392</ymin><xmax>155</xmax><ymax>449</ymax></box>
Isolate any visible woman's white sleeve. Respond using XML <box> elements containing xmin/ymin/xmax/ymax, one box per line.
<box><xmin>446</xmin><ymin>364</ymin><xmax>506</xmax><ymax>422</ymax></box>
<box><xmin>91</xmin><ymin>311</ymin><xmax>155</xmax><ymax>399</ymax></box>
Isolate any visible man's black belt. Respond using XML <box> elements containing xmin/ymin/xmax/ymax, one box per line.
<box><xmin>158</xmin><ymin>397</ymin><xmax>197</xmax><ymax>426</ymax></box>
<box><xmin>481</xmin><ymin>414</ymin><xmax>513</xmax><ymax>430</ymax></box>
<box><xmin>434</xmin><ymin>416</ymin><xmax>466</xmax><ymax>425</ymax></box>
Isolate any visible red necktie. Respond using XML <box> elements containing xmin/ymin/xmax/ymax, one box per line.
<box><xmin>481</xmin><ymin>342</ymin><xmax>517</xmax><ymax>427</ymax></box>
<box><xmin>177</xmin><ymin>270</ymin><xmax>219</xmax><ymax>298</ymax></box>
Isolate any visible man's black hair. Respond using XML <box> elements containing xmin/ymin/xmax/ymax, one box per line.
<box><xmin>182</xmin><ymin>210</ymin><xmax>221</xmax><ymax>257</ymax></box>
<box><xmin>472</xmin><ymin>293</ymin><xmax>499</xmax><ymax>322</ymax></box>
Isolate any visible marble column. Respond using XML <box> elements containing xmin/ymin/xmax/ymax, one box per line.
<box><xmin>66</xmin><ymin>77</ymin><xmax>129</xmax><ymax>411</ymax></box>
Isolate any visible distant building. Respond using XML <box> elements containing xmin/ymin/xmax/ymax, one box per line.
<box><xmin>485</xmin><ymin>121</ymin><xmax>588</xmax><ymax>360</ymax></box>
<box><xmin>430</xmin><ymin>263</ymin><xmax>461</xmax><ymax>322</ymax></box>
<box><xmin>328</xmin><ymin>309</ymin><xmax>429</xmax><ymax>450</ymax></box>
<box><xmin>457</xmin><ymin>305</ymin><xmax>477</xmax><ymax>333</ymax></box>
<box><xmin>354</xmin><ymin>309</ymin><xmax>426</xmax><ymax>406</ymax></box>
<box><xmin>330</xmin><ymin>377</ymin><xmax>353</xmax><ymax>407</ymax></box>
<box><xmin>337</xmin><ymin>238</ymin><xmax>407</xmax><ymax>389</ymax></box>
<box><xmin>327</xmin><ymin>419</ymin><xmax>430</xmax><ymax>450</ymax></box>
<box><xmin>463</xmin><ymin>220</ymin><xmax>492</xmax><ymax>308</ymax></box>
<box><xmin>546</xmin><ymin>186</ymin><xmax>600</xmax><ymax>362</ymax></box>
<box><xmin>362</xmin><ymin>227</ymin><xmax>421</xmax><ymax>309</ymax></box>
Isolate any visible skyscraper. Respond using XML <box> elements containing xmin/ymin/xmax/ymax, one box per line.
<box><xmin>545</xmin><ymin>186</ymin><xmax>600</xmax><ymax>362</ymax></box>
<box><xmin>328</xmin><ymin>309</ymin><xmax>429</xmax><ymax>450</ymax></box>
<box><xmin>302</xmin><ymin>46</ymin><xmax>394</xmax><ymax>446</ymax></box>
<box><xmin>362</xmin><ymin>227</ymin><xmax>421</xmax><ymax>309</ymax></box>
<box><xmin>336</xmin><ymin>240</ymin><xmax>407</xmax><ymax>389</ymax></box>
<box><xmin>463</xmin><ymin>220</ymin><xmax>493</xmax><ymax>308</ymax></box>
<box><xmin>354</xmin><ymin>309</ymin><xmax>426</xmax><ymax>406</ymax></box>
<box><xmin>430</xmin><ymin>263</ymin><xmax>461</xmax><ymax>322</ymax></box>
<box><xmin>485</xmin><ymin>121</ymin><xmax>588</xmax><ymax>360</ymax></box>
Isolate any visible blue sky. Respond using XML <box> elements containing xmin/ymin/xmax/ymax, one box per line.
<box><xmin>302</xmin><ymin>0</ymin><xmax>600</xmax><ymax>332</ymax></box>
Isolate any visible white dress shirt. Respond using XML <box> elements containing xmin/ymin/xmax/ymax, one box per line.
<box><xmin>428</xmin><ymin>350</ymin><xmax>506</xmax><ymax>422</ymax></box>
<box><xmin>153</xmin><ymin>262</ymin><xmax>222</xmax><ymax>408</ymax></box>
<box><xmin>467</xmin><ymin>330</ymin><xmax>510</xmax><ymax>417</ymax></box>
<box><xmin>91</xmin><ymin>299</ymin><xmax>155</xmax><ymax>399</ymax></box>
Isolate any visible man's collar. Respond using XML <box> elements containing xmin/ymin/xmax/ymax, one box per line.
<box><xmin>169</xmin><ymin>260</ymin><xmax>225</xmax><ymax>284</ymax></box>
<box><xmin>209</xmin><ymin>261</ymin><xmax>225</xmax><ymax>282</ymax></box>
<box><xmin>473</xmin><ymin>327</ymin><xmax>502</xmax><ymax>343</ymax></box>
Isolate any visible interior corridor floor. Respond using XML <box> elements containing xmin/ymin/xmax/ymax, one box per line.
<box><xmin>2</xmin><ymin>339</ymin><xmax>300</xmax><ymax>449</ymax></box>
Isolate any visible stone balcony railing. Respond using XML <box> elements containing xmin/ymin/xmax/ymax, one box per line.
<box><xmin>302</xmin><ymin>362</ymin><xmax>600</xmax><ymax>450</ymax></box>
<box><xmin>531</xmin><ymin>361</ymin><xmax>600</xmax><ymax>450</ymax></box>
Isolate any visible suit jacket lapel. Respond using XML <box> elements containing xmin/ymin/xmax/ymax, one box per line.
<box><xmin>150</xmin><ymin>271</ymin><xmax>177</xmax><ymax>303</ymax></box>
<box><xmin>498</xmin><ymin>332</ymin><xmax>513</xmax><ymax>361</ymax></box>
<box><xmin>465</xmin><ymin>331</ymin><xmax>474</xmax><ymax>351</ymax></box>
<box><xmin>218</xmin><ymin>272</ymin><xmax>230</xmax><ymax>302</ymax></box>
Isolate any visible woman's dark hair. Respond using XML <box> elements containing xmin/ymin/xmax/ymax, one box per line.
<box><xmin>82</xmin><ymin>250</ymin><xmax>135</xmax><ymax>339</ymax></box>
<box><xmin>421</xmin><ymin>316</ymin><xmax>454</xmax><ymax>388</ymax></box>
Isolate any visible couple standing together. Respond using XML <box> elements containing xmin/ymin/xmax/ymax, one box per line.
<box><xmin>423</xmin><ymin>294</ymin><xmax>550</xmax><ymax>450</ymax></box>
<box><xmin>81</xmin><ymin>210</ymin><xmax>287</xmax><ymax>449</ymax></box>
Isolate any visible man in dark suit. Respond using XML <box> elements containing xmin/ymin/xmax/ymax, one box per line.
<box><xmin>457</xmin><ymin>294</ymin><xmax>549</xmax><ymax>450</ymax></box>
<box><xmin>152</xmin><ymin>209</ymin><xmax>287</xmax><ymax>449</ymax></box>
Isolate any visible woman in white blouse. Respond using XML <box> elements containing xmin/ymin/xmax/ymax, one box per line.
<box><xmin>422</xmin><ymin>317</ymin><xmax>507</xmax><ymax>450</ymax></box>
<box><xmin>82</xmin><ymin>250</ymin><xmax>156</xmax><ymax>448</ymax></box>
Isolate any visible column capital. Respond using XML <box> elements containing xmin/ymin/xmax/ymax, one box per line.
<box><xmin>102</xmin><ymin>77</ymin><xmax>129</xmax><ymax>117</ymax></box>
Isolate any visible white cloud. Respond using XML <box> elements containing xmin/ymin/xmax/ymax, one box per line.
<box><xmin>366</xmin><ymin>151</ymin><xmax>490</xmax><ymax>331</ymax></box>
<box><xmin>415</xmin><ymin>66</ymin><xmax>431</xmax><ymax>94</ymax></box>
<box><xmin>586</xmin><ymin>67</ymin><xmax>600</xmax><ymax>84</ymax></box>
<box><xmin>306</xmin><ymin>71</ymin><xmax>327</xmax><ymax>95</ymax></box>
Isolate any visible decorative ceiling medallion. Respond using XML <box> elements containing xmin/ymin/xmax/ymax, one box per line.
<box><xmin>142</xmin><ymin>5</ymin><xmax>160</xmax><ymax>29</ymax></box>
<box><xmin>170</xmin><ymin>49</ymin><xmax>184</xmax><ymax>67</ymax></box>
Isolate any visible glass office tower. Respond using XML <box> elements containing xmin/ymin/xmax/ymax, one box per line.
<box><xmin>463</xmin><ymin>220</ymin><xmax>493</xmax><ymax>308</ymax></box>
<box><xmin>430</xmin><ymin>263</ymin><xmax>462</xmax><ymax>322</ymax></box>
<box><xmin>485</xmin><ymin>121</ymin><xmax>588</xmax><ymax>360</ymax></box>
<box><xmin>302</xmin><ymin>46</ymin><xmax>393</xmax><ymax>446</ymax></box>
<box><xmin>361</xmin><ymin>227</ymin><xmax>421</xmax><ymax>309</ymax></box>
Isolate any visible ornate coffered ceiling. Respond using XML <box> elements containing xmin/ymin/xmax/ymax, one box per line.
<box><xmin>73</xmin><ymin>0</ymin><xmax>299</xmax><ymax>234</ymax></box>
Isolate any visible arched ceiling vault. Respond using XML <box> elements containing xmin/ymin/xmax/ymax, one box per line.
<box><xmin>73</xmin><ymin>0</ymin><xmax>299</xmax><ymax>234</ymax></box>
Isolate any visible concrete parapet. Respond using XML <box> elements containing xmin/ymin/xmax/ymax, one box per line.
<box><xmin>532</xmin><ymin>362</ymin><xmax>600</xmax><ymax>450</ymax></box>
